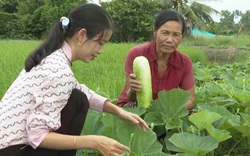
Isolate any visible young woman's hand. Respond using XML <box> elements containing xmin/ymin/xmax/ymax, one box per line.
<box><xmin>95</xmin><ymin>136</ymin><xmax>130</xmax><ymax>156</ymax></box>
<box><xmin>40</xmin><ymin>133</ymin><xmax>130</xmax><ymax>155</ymax></box>
<box><xmin>103</xmin><ymin>100</ymin><xmax>149</xmax><ymax>132</ymax></box>
<box><xmin>117</xmin><ymin>108</ymin><xmax>150</xmax><ymax>131</ymax></box>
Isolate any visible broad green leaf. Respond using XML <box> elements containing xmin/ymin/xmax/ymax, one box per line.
<box><xmin>232</xmin><ymin>88</ymin><xmax>250</xmax><ymax>107</ymax></box>
<box><xmin>124</xmin><ymin>152</ymin><xmax>170</xmax><ymax>156</ymax></box>
<box><xmin>189</xmin><ymin>110</ymin><xmax>222</xmax><ymax>130</ymax></box>
<box><xmin>168</xmin><ymin>132</ymin><xmax>218</xmax><ymax>155</ymax></box>
<box><xmin>198</xmin><ymin>105</ymin><xmax>234</xmax><ymax>121</ymax></box>
<box><xmin>101</xmin><ymin>114</ymin><xmax>163</xmax><ymax>154</ymax></box>
<box><xmin>228</xmin><ymin>122</ymin><xmax>250</xmax><ymax>138</ymax></box>
<box><xmin>194</xmin><ymin>66</ymin><xmax>212</xmax><ymax>82</ymax></box>
<box><xmin>174</xmin><ymin>154</ymin><xmax>194</xmax><ymax>156</ymax></box>
<box><xmin>209</xmin><ymin>96</ymin><xmax>235</xmax><ymax>106</ymax></box>
<box><xmin>216</xmin><ymin>115</ymin><xmax>241</xmax><ymax>135</ymax></box>
<box><xmin>145</xmin><ymin>89</ymin><xmax>189</xmax><ymax>122</ymax></box>
<box><xmin>123</xmin><ymin>107</ymin><xmax>147</xmax><ymax>116</ymax></box>
<box><xmin>228</xmin><ymin>117</ymin><xmax>250</xmax><ymax>138</ymax></box>
<box><xmin>101</xmin><ymin>112</ymin><xmax>127</xmax><ymax>139</ymax></box>
<box><xmin>102</xmin><ymin>111</ymin><xmax>125</xmax><ymax>127</ymax></box>
<box><xmin>143</xmin><ymin>153</ymin><xmax>172</xmax><ymax>156</ymax></box>
<box><xmin>240</xmin><ymin>113</ymin><xmax>250</xmax><ymax>125</ymax></box>
<box><xmin>77</xmin><ymin>110</ymin><xmax>104</xmax><ymax>156</ymax></box>
<box><xmin>81</xmin><ymin>109</ymin><xmax>104</xmax><ymax>135</ymax></box>
<box><xmin>165</xmin><ymin>117</ymin><xmax>183</xmax><ymax>130</ymax></box>
<box><xmin>202</xmin><ymin>122</ymin><xmax>231</xmax><ymax>142</ymax></box>
<box><xmin>205</xmin><ymin>82</ymin><xmax>227</xmax><ymax>97</ymax></box>
<box><xmin>144</xmin><ymin>89</ymin><xmax>189</xmax><ymax>132</ymax></box>
<box><xmin>227</xmin><ymin>116</ymin><xmax>241</xmax><ymax>125</ymax></box>
<box><xmin>102</xmin><ymin>107</ymin><xmax>146</xmax><ymax>130</ymax></box>
<box><xmin>116</xmin><ymin>124</ymin><xmax>163</xmax><ymax>154</ymax></box>
<box><xmin>181</xmin><ymin>116</ymin><xmax>195</xmax><ymax>132</ymax></box>
<box><xmin>245</xmin><ymin>107</ymin><xmax>250</xmax><ymax>115</ymax></box>
<box><xmin>165</xmin><ymin>138</ymin><xmax>182</xmax><ymax>153</ymax></box>
<box><xmin>144</xmin><ymin>112</ymin><xmax>166</xmax><ymax>126</ymax></box>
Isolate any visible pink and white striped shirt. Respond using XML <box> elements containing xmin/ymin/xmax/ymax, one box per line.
<box><xmin>0</xmin><ymin>41</ymin><xmax>107</xmax><ymax>149</ymax></box>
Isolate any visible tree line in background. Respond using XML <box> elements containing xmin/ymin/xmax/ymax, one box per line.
<box><xmin>0</xmin><ymin>0</ymin><xmax>249</xmax><ymax>42</ymax></box>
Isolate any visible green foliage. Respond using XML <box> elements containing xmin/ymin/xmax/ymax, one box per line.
<box><xmin>110</xmin><ymin>124</ymin><xmax>162</xmax><ymax>155</ymax></box>
<box><xmin>145</xmin><ymin>89</ymin><xmax>189</xmax><ymax>126</ymax></box>
<box><xmin>189</xmin><ymin>110</ymin><xmax>222</xmax><ymax>130</ymax></box>
<box><xmin>193</xmin><ymin>62</ymin><xmax>250</xmax><ymax>154</ymax></box>
<box><xmin>77</xmin><ymin>108</ymin><xmax>164</xmax><ymax>156</ymax></box>
<box><xmin>0</xmin><ymin>39</ymin><xmax>248</xmax><ymax>99</ymax></box>
<box><xmin>0</xmin><ymin>12</ymin><xmax>17</xmax><ymax>38</ymax></box>
<box><xmin>240</xmin><ymin>10</ymin><xmax>250</xmax><ymax>34</ymax></box>
<box><xmin>207</xmin><ymin>9</ymin><xmax>250</xmax><ymax>35</ymax></box>
<box><xmin>1</xmin><ymin>40</ymin><xmax>250</xmax><ymax>155</ymax></box>
<box><xmin>219</xmin><ymin>10</ymin><xmax>237</xmax><ymax>35</ymax></box>
<box><xmin>101</xmin><ymin>0</ymin><xmax>161</xmax><ymax>42</ymax></box>
<box><xmin>0</xmin><ymin>0</ymin><xmax>250</xmax><ymax>40</ymax></box>
<box><xmin>77</xmin><ymin>62</ymin><xmax>250</xmax><ymax>156</ymax></box>
<box><xmin>168</xmin><ymin>132</ymin><xmax>219</xmax><ymax>155</ymax></box>
<box><xmin>0</xmin><ymin>0</ymin><xmax>87</xmax><ymax>39</ymax></box>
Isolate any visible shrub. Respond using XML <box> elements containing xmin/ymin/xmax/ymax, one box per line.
<box><xmin>0</xmin><ymin>12</ymin><xmax>17</xmax><ymax>38</ymax></box>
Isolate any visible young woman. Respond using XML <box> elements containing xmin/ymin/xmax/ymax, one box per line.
<box><xmin>0</xmin><ymin>3</ymin><xmax>149</xmax><ymax>156</ymax></box>
<box><xmin>116</xmin><ymin>9</ymin><xmax>195</xmax><ymax>110</ymax></box>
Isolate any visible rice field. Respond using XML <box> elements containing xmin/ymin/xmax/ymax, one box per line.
<box><xmin>0</xmin><ymin>40</ymin><xmax>137</xmax><ymax>101</ymax></box>
<box><xmin>0</xmin><ymin>36</ymin><xmax>249</xmax><ymax>100</ymax></box>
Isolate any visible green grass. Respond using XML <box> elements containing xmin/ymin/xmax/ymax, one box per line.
<box><xmin>1</xmin><ymin>35</ymin><xmax>249</xmax><ymax>100</ymax></box>
<box><xmin>0</xmin><ymin>40</ymin><xmax>208</xmax><ymax>100</ymax></box>
<box><xmin>72</xmin><ymin>42</ymin><xmax>137</xmax><ymax>100</ymax></box>
<box><xmin>182</xmin><ymin>35</ymin><xmax>250</xmax><ymax>63</ymax></box>
<box><xmin>0</xmin><ymin>40</ymin><xmax>40</xmax><ymax>98</ymax></box>
<box><xmin>182</xmin><ymin>34</ymin><xmax>250</xmax><ymax>49</ymax></box>
<box><xmin>177</xmin><ymin>45</ymin><xmax>207</xmax><ymax>63</ymax></box>
<box><xmin>0</xmin><ymin>41</ymin><xmax>137</xmax><ymax>100</ymax></box>
<box><xmin>0</xmin><ymin>40</ymin><xmax>206</xmax><ymax>100</ymax></box>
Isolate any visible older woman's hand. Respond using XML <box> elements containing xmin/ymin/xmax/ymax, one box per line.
<box><xmin>128</xmin><ymin>73</ymin><xmax>141</xmax><ymax>93</ymax></box>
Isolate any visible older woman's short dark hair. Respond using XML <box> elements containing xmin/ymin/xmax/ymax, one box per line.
<box><xmin>154</xmin><ymin>9</ymin><xmax>186</xmax><ymax>35</ymax></box>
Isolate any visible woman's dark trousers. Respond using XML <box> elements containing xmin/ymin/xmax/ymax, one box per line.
<box><xmin>0</xmin><ymin>89</ymin><xmax>89</xmax><ymax>156</ymax></box>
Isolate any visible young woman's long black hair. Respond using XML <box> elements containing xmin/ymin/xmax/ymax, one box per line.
<box><xmin>25</xmin><ymin>3</ymin><xmax>114</xmax><ymax>72</ymax></box>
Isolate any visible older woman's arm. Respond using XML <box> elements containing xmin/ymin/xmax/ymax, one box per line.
<box><xmin>185</xmin><ymin>85</ymin><xmax>195</xmax><ymax>110</ymax></box>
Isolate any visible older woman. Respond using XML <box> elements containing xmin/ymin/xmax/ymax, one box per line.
<box><xmin>116</xmin><ymin>9</ymin><xmax>195</xmax><ymax>110</ymax></box>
